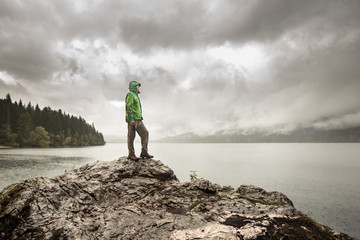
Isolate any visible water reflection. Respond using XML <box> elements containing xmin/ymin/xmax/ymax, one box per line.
<box><xmin>0</xmin><ymin>154</ymin><xmax>92</xmax><ymax>190</ymax></box>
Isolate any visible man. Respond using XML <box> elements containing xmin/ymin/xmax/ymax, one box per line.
<box><xmin>125</xmin><ymin>81</ymin><xmax>154</xmax><ymax>160</ymax></box>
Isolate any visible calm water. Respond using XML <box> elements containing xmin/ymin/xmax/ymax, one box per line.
<box><xmin>0</xmin><ymin>143</ymin><xmax>359</xmax><ymax>238</ymax></box>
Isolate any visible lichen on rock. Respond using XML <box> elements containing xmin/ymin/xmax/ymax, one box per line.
<box><xmin>0</xmin><ymin>157</ymin><xmax>355</xmax><ymax>240</ymax></box>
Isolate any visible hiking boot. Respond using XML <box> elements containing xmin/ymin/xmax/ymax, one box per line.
<box><xmin>127</xmin><ymin>155</ymin><xmax>140</xmax><ymax>161</ymax></box>
<box><xmin>140</xmin><ymin>152</ymin><xmax>154</xmax><ymax>159</ymax></box>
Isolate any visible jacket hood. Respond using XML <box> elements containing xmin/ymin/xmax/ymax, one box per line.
<box><xmin>129</xmin><ymin>81</ymin><xmax>141</xmax><ymax>94</ymax></box>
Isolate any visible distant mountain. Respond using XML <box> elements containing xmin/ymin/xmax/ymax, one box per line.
<box><xmin>105</xmin><ymin>135</ymin><xmax>127</xmax><ymax>143</ymax></box>
<box><xmin>158</xmin><ymin>126</ymin><xmax>360</xmax><ymax>143</ymax></box>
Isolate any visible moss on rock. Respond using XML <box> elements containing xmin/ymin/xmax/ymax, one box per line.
<box><xmin>238</xmin><ymin>195</ymin><xmax>287</xmax><ymax>206</ymax></box>
<box><xmin>0</xmin><ymin>185</ymin><xmax>25</xmax><ymax>214</ymax></box>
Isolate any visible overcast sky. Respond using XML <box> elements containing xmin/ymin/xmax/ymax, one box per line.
<box><xmin>1</xmin><ymin>0</ymin><xmax>360</xmax><ymax>139</ymax></box>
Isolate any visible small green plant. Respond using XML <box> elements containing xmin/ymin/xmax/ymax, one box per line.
<box><xmin>190</xmin><ymin>170</ymin><xmax>203</xmax><ymax>181</ymax></box>
<box><xmin>189</xmin><ymin>200</ymin><xmax>204</xmax><ymax>210</ymax></box>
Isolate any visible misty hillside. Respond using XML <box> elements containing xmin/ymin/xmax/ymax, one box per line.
<box><xmin>158</xmin><ymin>126</ymin><xmax>360</xmax><ymax>143</ymax></box>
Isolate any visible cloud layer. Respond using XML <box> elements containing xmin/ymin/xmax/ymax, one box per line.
<box><xmin>1</xmin><ymin>0</ymin><xmax>360</xmax><ymax>139</ymax></box>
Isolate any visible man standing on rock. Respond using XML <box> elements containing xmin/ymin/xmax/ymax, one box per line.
<box><xmin>125</xmin><ymin>81</ymin><xmax>154</xmax><ymax>160</ymax></box>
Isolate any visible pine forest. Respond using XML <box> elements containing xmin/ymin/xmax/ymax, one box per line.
<box><xmin>0</xmin><ymin>94</ymin><xmax>105</xmax><ymax>147</ymax></box>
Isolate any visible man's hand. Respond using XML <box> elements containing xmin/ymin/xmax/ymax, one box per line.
<box><xmin>130</xmin><ymin>121</ymin><xmax>135</xmax><ymax>126</ymax></box>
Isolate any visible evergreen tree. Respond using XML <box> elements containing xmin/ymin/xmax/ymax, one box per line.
<box><xmin>0</xmin><ymin>94</ymin><xmax>106</xmax><ymax>147</ymax></box>
<box><xmin>17</xmin><ymin>112</ymin><xmax>33</xmax><ymax>146</ymax></box>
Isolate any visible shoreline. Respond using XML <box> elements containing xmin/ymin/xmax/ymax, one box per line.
<box><xmin>0</xmin><ymin>144</ymin><xmax>105</xmax><ymax>149</ymax></box>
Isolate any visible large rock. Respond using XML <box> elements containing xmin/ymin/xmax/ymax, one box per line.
<box><xmin>0</xmin><ymin>157</ymin><xmax>355</xmax><ymax>239</ymax></box>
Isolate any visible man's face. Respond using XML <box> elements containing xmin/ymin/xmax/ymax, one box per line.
<box><xmin>137</xmin><ymin>84</ymin><xmax>140</xmax><ymax>91</ymax></box>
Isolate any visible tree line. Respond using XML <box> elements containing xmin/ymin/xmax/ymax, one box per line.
<box><xmin>0</xmin><ymin>94</ymin><xmax>105</xmax><ymax>147</ymax></box>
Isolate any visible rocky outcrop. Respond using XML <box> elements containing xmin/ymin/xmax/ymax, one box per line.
<box><xmin>0</xmin><ymin>157</ymin><xmax>355</xmax><ymax>239</ymax></box>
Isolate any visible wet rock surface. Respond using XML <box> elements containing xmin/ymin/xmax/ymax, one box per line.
<box><xmin>0</xmin><ymin>157</ymin><xmax>356</xmax><ymax>239</ymax></box>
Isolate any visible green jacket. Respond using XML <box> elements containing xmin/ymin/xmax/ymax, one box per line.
<box><xmin>125</xmin><ymin>81</ymin><xmax>143</xmax><ymax>122</ymax></box>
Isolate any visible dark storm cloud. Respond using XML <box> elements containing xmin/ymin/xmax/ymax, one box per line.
<box><xmin>0</xmin><ymin>0</ymin><xmax>360</xmax><ymax>137</ymax></box>
<box><xmin>57</xmin><ymin>56</ymin><xmax>85</xmax><ymax>77</ymax></box>
<box><xmin>0</xmin><ymin>0</ymin><xmax>120</xmax><ymax>81</ymax></box>
<box><xmin>118</xmin><ymin>1</ymin><xmax>206</xmax><ymax>51</ymax></box>
<box><xmin>117</xmin><ymin>0</ymin><xmax>360</xmax><ymax>50</ymax></box>
<box><xmin>2</xmin><ymin>0</ymin><xmax>359</xmax><ymax>62</ymax></box>
<box><xmin>0</xmin><ymin>36</ymin><xmax>59</xmax><ymax>81</ymax></box>
<box><xmin>206</xmin><ymin>0</ymin><xmax>332</xmax><ymax>44</ymax></box>
<box><xmin>0</xmin><ymin>1</ymin><xmax>61</xmax><ymax>81</ymax></box>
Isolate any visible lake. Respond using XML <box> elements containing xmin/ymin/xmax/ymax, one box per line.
<box><xmin>0</xmin><ymin>143</ymin><xmax>359</xmax><ymax>238</ymax></box>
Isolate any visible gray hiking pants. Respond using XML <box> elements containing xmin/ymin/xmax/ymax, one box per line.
<box><xmin>127</xmin><ymin>120</ymin><xmax>149</xmax><ymax>155</ymax></box>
